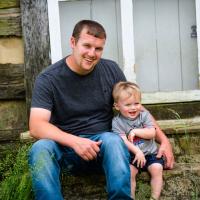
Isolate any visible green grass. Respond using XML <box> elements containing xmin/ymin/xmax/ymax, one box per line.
<box><xmin>135</xmin><ymin>181</ymin><xmax>151</xmax><ymax>200</ymax></box>
<box><xmin>0</xmin><ymin>141</ymin><xmax>199</xmax><ymax>200</ymax></box>
<box><xmin>0</xmin><ymin>144</ymin><xmax>33</xmax><ymax>200</ymax></box>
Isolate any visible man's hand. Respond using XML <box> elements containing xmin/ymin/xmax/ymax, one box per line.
<box><xmin>73</xmin><ymin>137</ymin><xmax>102</xmax><ymax>161</ymax></box>
<box><xmin>156</xmin><ymin>140</ymin><xmax>174</xmax><ymax>169</ymax></box>
<box><xmin>132</xmin><ymin>149</ymin><xmax>146</xmax><ymax>168</ymax></box>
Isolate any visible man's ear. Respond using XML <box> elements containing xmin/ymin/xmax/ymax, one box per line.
<box><xmin>70</xmin><ymin>37</ymin><xmax>76</xmax><ymax>48</ymax></box>
<box><xmin>113</xmin><ymin>102</ymin><xmax>119</xmax><ymax>111</ymax></box>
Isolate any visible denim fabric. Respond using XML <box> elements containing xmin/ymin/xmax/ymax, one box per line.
<box><xmin>29</xmin><ymin>132</ymin><xmax>133</xmax><ymax>200</ymax></box>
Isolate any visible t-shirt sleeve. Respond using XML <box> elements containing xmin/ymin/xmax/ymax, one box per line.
<box><xmin>141</xmin><ymin>110</ymin><xmax>155</xmax><ymax>128</ymax></box>
<box><xmin>31</xmin><ymin>74</ymin><xmax>53</xmax><ymax>111</ymax></box>
<box><xmin>112</xmin><ymin>61</ymin><xmax>127</xmax><ymax>83</ymax></box>
<box><xmin>112</xmin><ymin>117</ymin><xmax>126</xmax><ymax>135</ymax></box>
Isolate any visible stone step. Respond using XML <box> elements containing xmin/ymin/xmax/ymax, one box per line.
<box><xmin>19</xmin><ymin>119</ymin><xmax>200</xmax><ymax>199</ymax></box>
<box><xmin>20</xmin><ymin>117</ymin><xmax>200</xmax><ymax>162</ymax></box>
<box><xmin>157</xmin><ymin>116</ymin><xmax>200</xmax><ymax>135</ymax></box>
<box><xmin>144</xmin><ymin>101</ymin><xmax>200</xmax><ymax>120</ymax></box>
<box><xmin>156</xmin><ymin>117</ymin><xmax>200</xmax><ymax>162</ymax></box>
<box><xmin>61</xmin><ymin>163</ymin><xmax>200</xmax><ymax>200</ymax></box>
<box><xmin>20</xmin><ymin>116</ymin><xmax>200</xmax><ymax>140</ymax></box>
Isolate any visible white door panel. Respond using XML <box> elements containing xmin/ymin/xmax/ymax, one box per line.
<box><xmin>59</xmin><ymin>0</ymin><xmax>122</xmax><ymax>66</ymax></box>
<box><xmin>133</xmin><ymin>0</ymin><xmax>159</xmax><ymax>91</ymax></box>
<box><xmin>133</xmin><ymin>0</ymin><xmax>198</xmax><ymax>92</ymax></box>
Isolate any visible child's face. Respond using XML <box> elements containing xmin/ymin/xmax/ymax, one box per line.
<box><xmin>114</xmin><ymin>94</ymin><xmax>141</xmax><ymax>119</ymax></box>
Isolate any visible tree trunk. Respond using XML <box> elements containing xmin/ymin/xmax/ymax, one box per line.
<box><xmin>20</xmin><ymin>0</ymin><xmax>51</xmax><ymax>118</ymax></box>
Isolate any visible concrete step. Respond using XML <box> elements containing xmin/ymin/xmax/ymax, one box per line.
<box><xmin>145</xmin><ymin>101</ymin><xmax>200</xmax><ymax>120</ymax></box>
<box><xmin>156</xmin><ymin>117</ymin><xmax>200</xmax><ymax>162</ymax></box>
<box><xmin>20</xmin><ymin>116</ymin><xmax>200</xmax><ymax>162</ymax></box>
<box><xmin>19</xmin><ymin>118</ymin><xmax>200</xmax><ymax>199</ymax></box>
<box><xmin>157</xmin><ymin>116</ymin><xmax>200</xmax><ymax>135</ymax></box>
<box><xmin>20</xmin><ymin>116</ymin><xmax>200</xmax><ymax>140</ymax></box>
<box><xmin>61</xmin><ymin>163</ymin><xmax>200</xmax><ymax>200</ymax></box>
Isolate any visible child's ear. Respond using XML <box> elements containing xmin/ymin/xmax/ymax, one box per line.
<box><xmin>113</xmin><ymin>102</ymin><xmax>119</xmax><ymax>111</ymax></box>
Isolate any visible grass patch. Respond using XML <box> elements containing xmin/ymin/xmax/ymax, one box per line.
<box><xmin>135</xmin><ymin>180</ymin><xmax>151</xmax><ymax>200</ymax></box>
<box><xmin>0</xmin><ymin>144</ymin><xmax>33</xmax><ymax>200</ymax></box>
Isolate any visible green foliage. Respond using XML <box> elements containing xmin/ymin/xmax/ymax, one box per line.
<box><xmin>135</xmin><ymin>180</ymin><xmax>151</xmax><ymax>200</ymax></box>
<box><xmin>0</xmin><ymin>144</ymin><xmax>33</xmax><ymax>200</ymax></box>
<box><xmin>0</xmin><ymin>152</ymin><xmax>15</xmax><ymax>181</ymax></box>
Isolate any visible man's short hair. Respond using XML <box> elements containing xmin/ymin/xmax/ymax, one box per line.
<box><xmin>72</xmin><ymin>19</ymin><xmax>106</xmax><ymax>42</ymax></box>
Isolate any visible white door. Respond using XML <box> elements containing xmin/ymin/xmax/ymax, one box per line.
<box><xmin>58</xmin><ymin>0</ymin><xmax>123</xmax><ymax>67</ymax></box>
<box><xmin>133</xmin><ymin>0</ymin><xmax>198</xmax><ymax>92</ymax></box>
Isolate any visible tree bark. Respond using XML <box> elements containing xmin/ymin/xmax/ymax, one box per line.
<box><xmin>20</xmin><ymin>0</ymin><xmax>51</xmax><ymax>117</ymax></box>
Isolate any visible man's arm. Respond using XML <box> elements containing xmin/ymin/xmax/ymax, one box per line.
<box><xmin>29</xmin><ymin>108</ymin><xmax>101</xmax><ymax>161</ymax></box>
<box><xmin>151</xmin><ymin>115</ymin><xmax>175</xmax><ymax>169</ymax></box>
<box><xmin>141</xmin><ymin>106</ymin><xmax>175</xmax><ymax>169</ymax></box>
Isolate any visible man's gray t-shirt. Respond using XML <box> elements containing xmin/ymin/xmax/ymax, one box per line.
<box><xmin>112</xmin><ymin>110</ymin><xmax>158</xmax><ymax>155</ymax></box>
<box><xmin>31</xmin><ymin>57</ymin><xmax>126</xmax><ymax>135</ymax></box>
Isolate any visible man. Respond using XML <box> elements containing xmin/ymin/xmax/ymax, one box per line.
<box><xmin>29</xmin><ymin>20</ymin><xmax>174</xmax><ymax>200</ymax></box>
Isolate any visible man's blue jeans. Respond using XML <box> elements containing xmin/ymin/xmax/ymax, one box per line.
<box><xmin>29</xmin><ymin>132</ymin><xmax>133</xmax><ymax>200</ymax></box>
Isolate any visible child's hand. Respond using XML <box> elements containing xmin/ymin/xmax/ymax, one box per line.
<box><xmin>128</xmin><ymin>130</ymin><xmax>136</xmax><ymax>143</ymax></box>
<box><xmin>132</xmin><ymin>149</ymin><xmax>146</xmax><ymax>168</ymax></box>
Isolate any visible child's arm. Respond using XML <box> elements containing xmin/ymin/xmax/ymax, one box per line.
<box><xmin>120</xmin><ymin>134</ymin><xmax>146</xmax><ymax>168</ymax></box>
<box><xmin>128</xmin><ymin>110</ymin><xmax>156</xmax><ymax>142</ymax></box>
<box><xmin>112</xmin><ymin>117</ymin><xmax>146</xmax><ymax>167</ymax></box>
<box><xmin>128</xmin><ymin>127</ymin><xmax>156</xmax><ymax>143</ymax></box>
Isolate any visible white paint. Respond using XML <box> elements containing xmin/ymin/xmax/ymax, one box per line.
<box><xmin>47</xmin><ymin>0</ymin><xmax>200</xmax><ymax>103</ymax></box>
<box><xmin>47</xmin><ymin>0</ymin><xmax>62</xmax><ymax>64</ymax></box>
<box><xmin>142</xmin><ymin>90</ymin><xmax>200</xmax><ymax>104</ymax></box>
<box><xmin>195</xmin><ymin>0</ymin><xmax>200</xmax><ymax>86</ymax></box>
<box><xmin>120</xmin><ymin>0</ymin><xmax>136</xmax><ymax>82</ymax></box>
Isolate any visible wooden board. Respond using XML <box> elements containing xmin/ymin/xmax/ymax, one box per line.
<box><xmin>0</xmin><ymin>0</ymin><xmax>19</xmax><ymax>9</ymax></box>
<box><xmin>0</xmin><ymin>8</ymin><xmax>21</xmax><ymax>36</ymax></box>
<box><xmin>0</xmin><ymin>64</ymin><xmax>25</xmax><ymax>99</ymax></box>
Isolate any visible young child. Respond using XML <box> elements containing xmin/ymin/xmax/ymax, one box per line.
<box><xmin>112</xmin><ymin>81</ymin><xmax>164</xmax><ymax>200</ymax></box>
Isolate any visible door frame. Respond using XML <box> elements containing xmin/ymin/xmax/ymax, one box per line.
<box><xmin>47</xmin><ymin>0</ymin><xmax>200</xmax><ymax>104</ymax></box>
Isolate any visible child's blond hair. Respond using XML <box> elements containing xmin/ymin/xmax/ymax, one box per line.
<box><xmin>112</xmin><ymin>81</ymin><xmax>141</xmax><ymax>103</ymax></box>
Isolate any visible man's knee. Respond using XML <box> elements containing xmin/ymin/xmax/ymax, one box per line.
<box><xmin>100</xmin><ymin>132</ymin><xmax>129</xmax><ymax>158</ymax></box>
<box><xmin>29</xmin><ymin>139</ymin><xmax>60</xmax><ymax>164</ymax></box>
<box><xmin>100</xmin><ymin>132</ymin><xmax>124</xmax><ymax>146</ymax></box>
<box><xmin>30</xmin><ymin>139</ymin><xmax>56</xmax><ymax>154</ymax></box>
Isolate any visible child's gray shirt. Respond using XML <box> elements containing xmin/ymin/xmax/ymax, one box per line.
<box><xmin>112</xmin><ymin>110</ymin><xmax>158</xmax><ymax>155</ymax></box>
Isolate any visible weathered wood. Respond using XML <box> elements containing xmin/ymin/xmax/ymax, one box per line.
<box><xmin>0</xmin><ymin>0</ymin><xmax>20</xmax><ymax>9</ymax></box>
<box><xmin>0</xmin><ymin>129</ymin><xmax>24</xmax><ymax>142</ymax></box>
<box><xmin>0</xmin><ymin>37</ymin><xmax>24</xmax><ymax>64</ymax></box>
<box><xmin>0</xmin><ymin>63</ymin><xmax>25</xmax><ymax>99</ymax></box>
<box><xmin>0</xmin><ymin>100</ymin><xmax>27</xmax><ymax>141</ymax></box>
<box><xmin>0</xmin><ymin>8</ymin><xmax>21</xmax><ymax>36</ymax></box>
<box><xmin>20</xmin><ymin>0</ymin><xmax>51</xmax><ymax>117</ymax></box>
